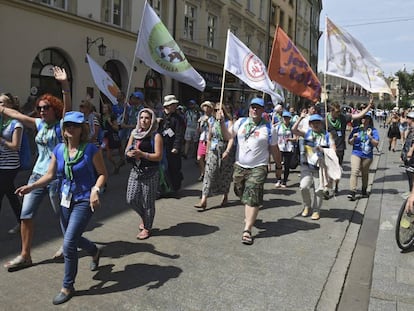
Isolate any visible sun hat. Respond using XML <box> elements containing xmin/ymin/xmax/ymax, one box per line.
<box><xmin>309</xmin><ymin>114</ymin><xmax>324</xmax><ymax>122</ymax></box>
<box><xmin>63</xmin><ymin>111</ymin><xmax>85</xmax><ymax>124</ymax></box>
<box><xmin>250</xmin><ymin>97</ymin><xmax>264</xmax><ymax>107</ymax></box>
<box><xmin>163</xmin><ymin>94</ymin><xmax>179</xmax><ymax>107</ymax></box>
<box><xmin>407</xmin><ymin>111</ymin><xmax>414</xmax><ymax>119</ymax></box>
<box><xmin>200</xmin><ymin>101</ymin><xmax>214</xmax><ymax>109</ymax></box>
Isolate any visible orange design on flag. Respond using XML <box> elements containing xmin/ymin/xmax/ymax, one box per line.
<box><xmin>268</xmin><ymin>27</ymin><xmax>321</xmax><ymax>102</ymax></box>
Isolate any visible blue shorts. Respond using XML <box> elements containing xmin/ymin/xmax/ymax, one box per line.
<box><xmin>20</xmin><ymin>173</ymin><xmax>60</xmax><ymax>219</ymax></box>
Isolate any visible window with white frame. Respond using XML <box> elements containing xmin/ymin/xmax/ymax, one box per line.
<box><xmin>259</xmin><ymin>0</ymin><xmax>265</xmax><ymax>20</ymax></box>
<box><xmin>184</xmin><ymin>3</ymin><xmax>196</xmax><ymax>40</ymax></box>
<box><xmin>103</xmin><ymin>0</ymin><xmax>123</xmax><ymax>27</ymax></box>
<box><xmin>41</xmin><ymin>0</ymin><xmax>66</xmax><ymax>9</ymax></box>
<box><xmin>207</xmin><ymin>14</ymin><xmax>217</xmax><ymax>48</ymax></box>
<box><xmin>246</xmin><ymin>0</ymin><xmax>252</xmax><ymax>12</ymax></box>
<box><xmin>148</xmin><ymin>0</ymin><xmax>161</xmax><ymax>11</ymax></box>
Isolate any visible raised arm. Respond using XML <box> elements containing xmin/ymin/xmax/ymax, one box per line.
<box><xmin>53</xmin><ymin>66</ymin><xmax>72</xmax><ymax>114</ymax></box>
<box><xmin>292</xmin><ymin>110</ymin><xmax>307</xmax><ymax>137</ymax></box>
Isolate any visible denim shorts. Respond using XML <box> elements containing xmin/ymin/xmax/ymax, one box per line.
<box><xmin>20</xmin><ymin>173</ymin><xmax>60</xmax><ymax>219</ymax></box>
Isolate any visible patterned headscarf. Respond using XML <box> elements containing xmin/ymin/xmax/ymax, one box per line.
<box><xmin>132</xmin><ymin>108</ymin><xmax>158</xmax><ymax>140</ymax></box>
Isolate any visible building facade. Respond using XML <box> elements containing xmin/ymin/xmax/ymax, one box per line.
<box><xmin>0</xmin><ymin>0</ymin><xmax>322</xmax><ymax>112</ymax></box>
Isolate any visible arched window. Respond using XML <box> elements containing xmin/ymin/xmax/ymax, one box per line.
<box><xmin>31</xmin><ymin>49</ymin><xmax>72</xmax><ymax>98</ymax></box>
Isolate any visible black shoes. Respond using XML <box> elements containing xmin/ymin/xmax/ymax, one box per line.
<box><xmin>347</xmin><ymin>191</ymin><xmax>356</xmax><ymax>201</ymax></box>
<box><xmin>90</xmin><ymin>248</ymin><xmax>102</xmax><ymax>271</ymax></box>
<box><xmin>52</xmin><ymin>289</ymin><xmax>74</xmax><ymax>305</ymax></box>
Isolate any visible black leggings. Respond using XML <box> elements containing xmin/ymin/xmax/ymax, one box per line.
<box><xmin>0</xmin><ymin>169</ymin><xmax>22</xmax><ymax>222</ymax></box>
<box><xmin>281</xmin><ymin>152</ymin><xmax>293</xmax><ymax>183</ymax></box>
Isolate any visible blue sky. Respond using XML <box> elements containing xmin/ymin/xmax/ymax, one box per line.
<box><xmin>318</xmin><ymin>0</ymin><xmax>414</xmax><ymax>77</ymax></box>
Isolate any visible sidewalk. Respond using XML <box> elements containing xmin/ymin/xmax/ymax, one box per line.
<box><xmin>0</xmin><ymin>123</ymin><xmax>410</xmax><ymax>310</ymax></box>
<box><xmin>368</xmin><ymin>137</ymin><xmax>414</xmax><ymax>310</ymax></box>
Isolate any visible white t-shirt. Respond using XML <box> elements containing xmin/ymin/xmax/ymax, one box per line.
<box><xmin>231</xmin><ymin>118</ymin><xmax>277</xmax><ymax>168</ymax></box>
<box><xmin>275</xmin><ymin>123</ymin><xmax>294</xmax><ymax>152</ymax></box>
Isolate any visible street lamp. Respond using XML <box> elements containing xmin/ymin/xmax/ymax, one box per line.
<box><xmin>85</xmin><ymin>36</ymin><xmax>106</xmax><ymax>62</ymax></box>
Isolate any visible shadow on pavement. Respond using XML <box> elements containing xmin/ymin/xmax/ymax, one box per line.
<box><xmin>254</xmin><ymin>218</ymin><xmax>320</xmax><ymax>239</ymax></box>
<box><xmin>151</xmin><ymin>222</ymin><xmax>219</xmax><ymax>237</ymax></box>
<box><xmin>75</xmin><ymin>263</ymin><xmax>183</xmax><ymax>296</ymax></box>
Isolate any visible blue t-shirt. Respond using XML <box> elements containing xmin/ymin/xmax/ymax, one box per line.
<box><xmin>53</xmin><ymin>143</ymin><xmax>98</xmax><ymax>202</ymax></box>
<box><xmin>33</xmin><ymin>118</ymin><xmax>62</xmax><ymax>175</ymax></box>
<box><xmin>349</xmin><ymin>127</ymin><xmax>379</xmax><ymax>159</ymax></box>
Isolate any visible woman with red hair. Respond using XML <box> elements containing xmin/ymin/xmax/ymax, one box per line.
<box><xmin>3</xmin><ymin>66</ymin><xmax>72</xmax><ymax>271</ymax></box>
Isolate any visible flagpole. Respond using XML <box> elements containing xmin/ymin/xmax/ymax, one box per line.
<box><xmin>324</xmin><ymin>15</ymin><xmax>328</xmax><ymax>129</ymax></box>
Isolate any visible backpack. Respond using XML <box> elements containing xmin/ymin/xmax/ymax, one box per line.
<box><xmin>10</xmin><ymin>120</ymin><xmax>32</xmax><ymax>170</ymax></box>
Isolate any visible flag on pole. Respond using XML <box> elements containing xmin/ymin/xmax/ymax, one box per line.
<box><xmin>268</xmin><ymin>26</ymin><xmax>321</xmax><ymax>102</ymax></box>
<box><xmin>135</xmin><ymin>1</ymin><xmax>205</xmax><ymax>92</ymax></box>
<box><xmin>86</xmin><ymin>54</ymin><xmax>120</xmax><ymax>105</ymax></box>
<box><xmin>325</xmin><ymin>17</ymin><xmax>392</xmax><ymax>94</ymax></box>
<box><xmin>224</xmin><ymin>30</ymin><xmax>283</xmax><ymax>102</ymax></box>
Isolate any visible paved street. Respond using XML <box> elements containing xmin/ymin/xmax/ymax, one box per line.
<box><xmin>0</xmin><ymin>124</ymin><xmax>413</xmax><ymax>310</ymax></box>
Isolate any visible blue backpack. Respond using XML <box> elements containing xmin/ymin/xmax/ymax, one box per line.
<box><xmin>10</xmin><ymin>120</ymin><xmax>32</xmax><ymax>170</ymax></box>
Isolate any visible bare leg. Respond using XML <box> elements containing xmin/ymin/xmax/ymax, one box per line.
<box><xmin>21</xmin><ymin>219</ymin><xmax>34</xmax><ymax>260</ymax></box>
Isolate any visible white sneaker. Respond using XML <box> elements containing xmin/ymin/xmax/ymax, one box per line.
<box><xmin>275</xmin><ymin>180</ymin><xmax>282</xmax><ymax>188</ymax></box>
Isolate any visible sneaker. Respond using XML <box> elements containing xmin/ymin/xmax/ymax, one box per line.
<box><xmin>301</xmin><ymin>207</ymin><xmax>310</xmax><ymax>217</ymax></box>
<box><xmin>311</xmin><ymin>211</ymin><xmax>320</xmax><ymax>220</ymax></box>
<box><xmin>8</xmin><ymin>224</ymin><xmax>20</xmax><ymax>234</ymax></box>
<box><xmin>361</xmin><ymin>189</ymin><xmax>369</xmax><ymax>198</ymax></box>
<box><xmin>323</xmin><ymin>190</ymin><xmax>330</xmax><ymax>200</ymax></box>
<box><xmin>334</xmin><ymin>185</ymin><xmax>339</xmax><ymax>194</ymax></box>
<box><xmin>275</xmin><ymin>180</ymin><xmax>282</xmax><ymax>188</ymax></box>
<box><xmin>347</xmin><ymin>191</ymin><xmax>356</xmax><ymax>201</ymax></box>
<box><xmin>280</xmin><ymin>182</ymin><xmax>287</xmax><ymax>188</ymax></box>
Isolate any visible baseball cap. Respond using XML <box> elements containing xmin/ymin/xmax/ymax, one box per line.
<box><xmin>130</xmin><ymin>91</ymin><xmax>144</xmax><ymax>100</ymax></box>
<box><xmin>282</xmin><ymin>111</ymin><xmax>292</xmax><ymax>118</ymax></box>
<box><xmin>250</xmin><ymin>97</ymin><xmax>264</xmax><ymax>107</ymax></box>
<box><xmin>309</xmin><ymin>114</ymin><xmax>324</xmax><ymax>122</ymax></box>
<box><xmin>63</xmin><ymin>111</ymin><xmax>85</xmax><ymax>124</ymax></box>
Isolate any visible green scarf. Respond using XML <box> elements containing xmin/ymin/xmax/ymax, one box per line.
<box><xmin>327</xmin><ymin>113</ymin><xmax>341</xmax><ymax>130</ymax></box>
<box><xmin>214</xmin><ymin>119</ymin><xmax>223</xmax><ymax>141</ymax></box>
<box><xmin>0</xmin><ymin>115</ymin><xmax>12</xmax><ymax>132</ymax></box>
<box><xmin>244</xmin><ymin>118</ymin><xmax>264</xmax><ymax>140</ymax></box>
<box><xmin>63</xmin><ymin>143</ymin><xmax>87</xmax><ymax>180</ymax></box>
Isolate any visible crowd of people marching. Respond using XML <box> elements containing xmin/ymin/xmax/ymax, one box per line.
<box><xmin>4</xmin><ymin>68</ymin><xmax>414</xmax><ymax>304</ymax></box>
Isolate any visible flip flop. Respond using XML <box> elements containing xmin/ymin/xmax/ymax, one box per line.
<box><xmin>4</xmin><ymin>255</ymin><xmax>33</xmax><ymax>272</ymax></box>
<box><xmin>52</xmin><ymin>246</ymin><xmax>64</xmax><ymax>260</ymax></box>
<box><xmin>241</xmin><ymin>230</ymin><xmax>254</xmax><ymax>245</ymax></box>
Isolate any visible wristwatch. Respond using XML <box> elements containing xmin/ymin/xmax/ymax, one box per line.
<box><xmin>92</xmin><ymin>186</ymin><xmax>101</xmax><ymax>194</ymax></box>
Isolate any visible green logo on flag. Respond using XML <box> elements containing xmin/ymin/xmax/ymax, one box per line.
<box><xmin>149</xmin><ymin>22</ymin><xmax>191</xmax><ymax>73</ymax></box>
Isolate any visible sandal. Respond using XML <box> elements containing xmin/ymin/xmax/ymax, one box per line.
<box><xmin>4</xmin><ymin>255</ymin><xmax>33</xmax><ymax>272</ymax></box>
<box><xmin>139</xmin><ymin>223</ymin><xmax>145</xmax><ymax>231</ymax></box>
<box><xmin>52</xmin><ymin>246</ymin><xmax>64</xmax><ymax>260</ymax></box>
<box><xmin>137</xmin><ymin>229</ymin><xmax>150</xmax><ymax>240</ymax></box>
<box><xmin>194</xmin><ymin>203</ymin><xmax>207</xmax><ymax>210</ymax></box>
<box><xmin>241</xmin><ymin>230</ymin><xmax>254</xmax><ymax>245</ymax></box>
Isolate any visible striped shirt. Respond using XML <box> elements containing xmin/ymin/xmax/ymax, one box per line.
<box><xmin>0</xmin><ymin>119</ymin><xmax>22</xmax><ymax>169</ymax></box>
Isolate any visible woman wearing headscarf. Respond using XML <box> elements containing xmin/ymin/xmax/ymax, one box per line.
<box><xmin>15</xmin><ymin>111</ymin><xmax>108</xmax><ymax>305</ymax></box>
<box><xmin>125</xmin><ymin>108</ymin><xmax>163</xmax><ymax>240</ymax></box>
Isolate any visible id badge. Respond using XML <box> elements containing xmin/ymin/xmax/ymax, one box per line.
<box><xmin>61</xmin><ymin>183</ymin><xmax>72</xmax><ymax>208</ymax></box>
<box><xmin>337</xmin><ymin>130</ymin><xmax>342</xmax><ymax>137</ymax></box>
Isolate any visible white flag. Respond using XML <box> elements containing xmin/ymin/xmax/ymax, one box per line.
<box><xmin>136</xmin><ymin>1</ymin><xmax>205</xmax><ymax>91</ymax></box>
<box><xmin>86</xmin><ymin>54</ymin><xmax>120</xmax><ymax>105</ymax></box>
<box><xmin>224</xmin><ymin>30</ymin><xmax>283</xmax><ymax>101</ymax></box>
<box><xmin>325</xmin><ymin>17</ymin><xmax>392</xmax><ymax>94</ymax></box>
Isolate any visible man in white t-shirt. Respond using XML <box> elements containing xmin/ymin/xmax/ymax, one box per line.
<box><xmin>220</xmin><ymin>97</ymin><xmax>281</xmax><ymax>245</ymax></box>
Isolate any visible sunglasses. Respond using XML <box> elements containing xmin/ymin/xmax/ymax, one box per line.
<box><xmin>64</xmin><ymin>122</ymin><xmax>82</xmax><ymax>128</ymax></box>
<box><xmin>36</xmin><ymin>105</ymin><xmax>51</xmax><ymax>112</ymax></box>
<box><xmin>250</xmin><ymin>105</ymin><xmax>263</xmax><ymax>110</ymax></box>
